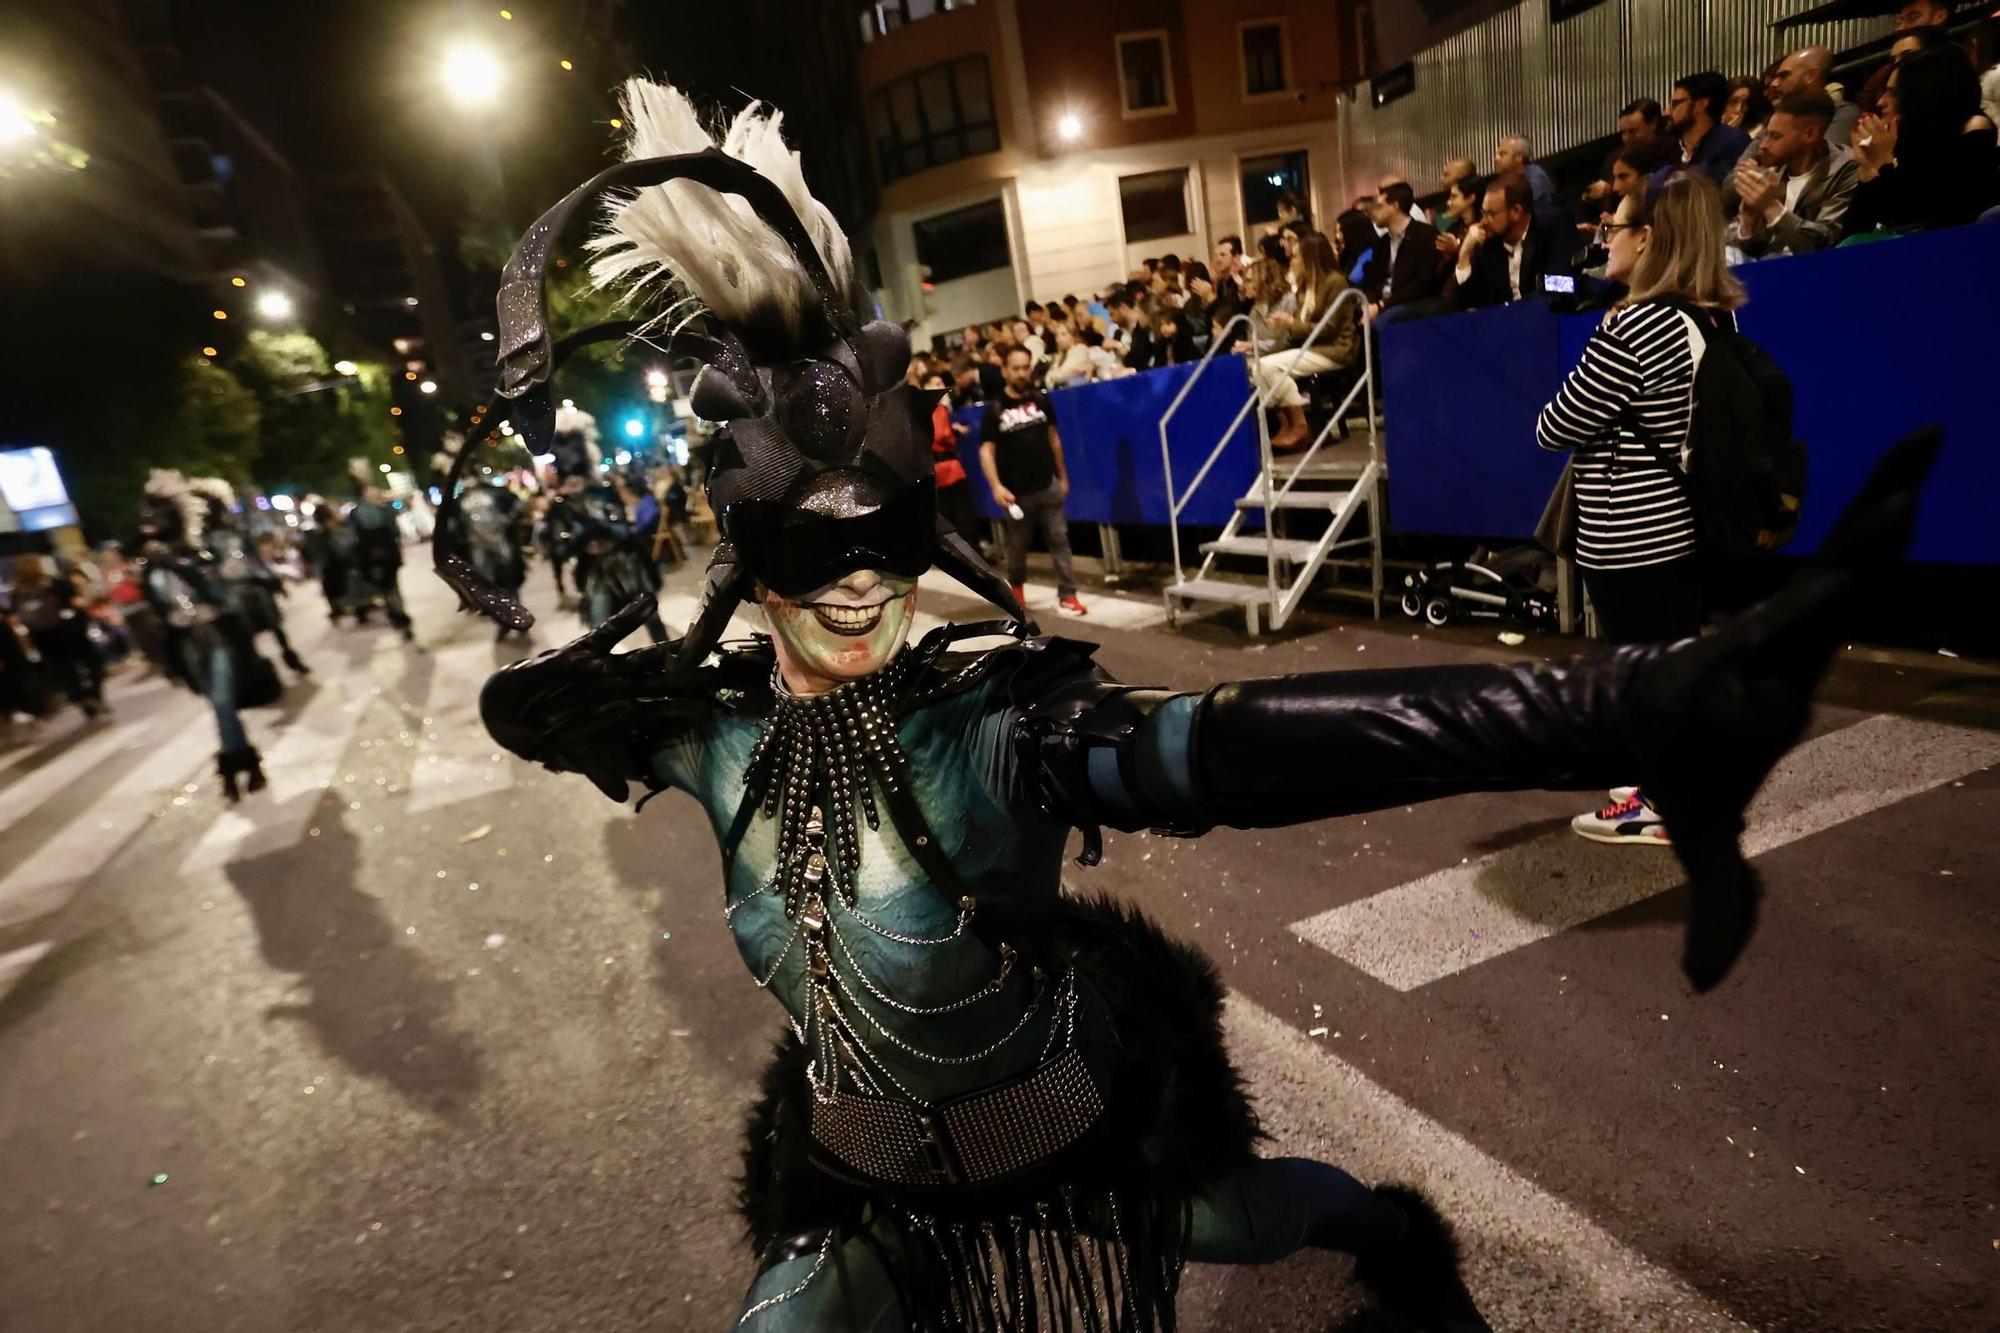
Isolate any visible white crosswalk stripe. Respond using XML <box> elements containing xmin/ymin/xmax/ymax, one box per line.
<box><xmin>176</xmin><ymin>642</ymin><xmax>394</xmax><ymax>876</ymax></box>
<box><xmin>0</xmin><ymin>941</ymin><xmax>55</xmax><ymax>1009</ymax></box>
<box><xmin>1290</xmin><ymin>713</ymin><xmax>2000</xmax><ymax>991</ymax></box>
<box><xmin>0</xmin><ymin>712</ymin><xmax>214</xmax><ymax>931</ymax></box>
<box><xmin>0</xmin><ymin>720</ymin><xmax>157</xmax><ymax>841</ymax></box>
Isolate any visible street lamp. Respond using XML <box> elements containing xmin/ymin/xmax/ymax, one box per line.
<box><xmin>333</xmin><ymin>360</ymin><xmax>359</xmax><ymax>376</ymax></box>
<box><xmin>419</xmin><ymin>380</ymin><xmax>438</xmax><ymax>395</ymax></box>
<box><xmin>0</xmin><ymin>89</ymin><xmax>36</xmax><ymax>143</ymax></box>
<box><xmin>442</xmin><ymin>44</ymin><xmax>502</xmax><ymax>108</ymax></box>
<box><xmin>1056</xmin><ymin>112</ymin><xmax>1083</xmax><ymax>143</ymax></box>
<box><xmin>255</xmin><ymin>290</ymin><xmax>294</xmax><ymax>321</ymax></box>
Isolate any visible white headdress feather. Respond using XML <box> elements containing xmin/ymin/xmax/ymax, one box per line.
<box><xmin>585</xmin><ymin>79</ymin><xmax>854</xmax><ymax>346</ymax></box>
<box><xmin>553</xmin><ymin>404</ymin><xmax>603</xmax><ymax>467</ymax></box>
<box><xmin>188</xmin><ymin>476</ymin><xmax>238</xmax><ymax>511</ymax></box>
<box><xmin>145</xmin><ymin>468</ymin><xmax>207</xmax><ymax>546</ymax></box>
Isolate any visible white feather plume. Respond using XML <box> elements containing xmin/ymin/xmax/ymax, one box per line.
<box><xmin>145</xmin><ymin>468</ymin><xmax>207</xmax><ymax>546</ymax></box>
<box><xmin>585</xmin><ymin>79</ymin><xmax>854</xmax><ymax>346</ymax></box>
<box><xmin>189</xmin><ymin>476</ymin><xmax>238</xmax><ymax>511</ymax></box>
<box><xmin>556</xmin><ymin>400</ymin><xmax>600</xmax><ymax>466</ymax></box>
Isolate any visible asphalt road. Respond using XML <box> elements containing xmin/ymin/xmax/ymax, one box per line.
<box><xmin>1</xmin><ymin>547</ymin><xmax>1994</xmax><ymax>1333</ymax></box>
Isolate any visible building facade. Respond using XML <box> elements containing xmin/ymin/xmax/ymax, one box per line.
<box><xmin>854</xmin><ymin>0</ymin><xmax>1362</xmax><ymax>345</ymax></box>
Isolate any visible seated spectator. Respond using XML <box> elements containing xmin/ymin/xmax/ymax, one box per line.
<box><xmin>1044</xmin><ymin>321</ymin><xmax>1115</xmax><ymax>387</ymax></box>
<box><xmin>1452</xmin><ymin>171</ymin><xmax>1578</xmax><ymax>309</ymax></box>
<box><xmin>949</xmin><ymin>356</ymin><xmax>986</xmax><ymax>407</ymax></box>
<box><xmin>1848</xmin><ymin>42</ymin><xmax>2000</xmax><ymax>234</ymax></box>
<box><xmin>1764</xmin><ymin>45</ymin><xmax>1862</xmax><ymax>154</ymax></box>
<box><xmin>1179</xmin><ymin>261</ymin><xmax>1214</xmax><ymax>346</ymax></box>
<box><xmin>1010</xmin><ymin>317</ymin><xmax>1047</xmax><ymax>370</ymax></box>
<box><xmin>1255</xmin><ymin>231</ymin><xmax>1288</xmax><ymax>266</ymax></box>
<box><xmin>1434</xmin><ymin>172</ymin><xmax>1487</xmax><ymax>267</ymax></box>
<box><xmin>1731</xmin><ymin>92</ymin><xmax>1859</xmax><ymax>258</ymax></box>
<box><xmin>1079</xmin><ymin>325</ymin><xmax>1128</xmax><ymax>378</ymax></box>
<box><xmin>1129</xmin><ymin>308</ymin><xmax>1197</xmax><ymax>370</ymax></box>
<box><xmin>1103</xmin><ymin>288</ymin><xmax>1150</xmax><ymax>364</ymax></box>
<box><xmin>1213</xmin><ymin>235</ymin><xmax>1245</xmax><ymax>304</ymax></box>
<box><xmin>1494</xmin><ymin>135</ymin><xmax>1555</xmax><ymax>204</ymax></box>
<box><xmin>1587</xmin><ymin>98</ymin><xmax>1666</xmax><ymax>211</ymax></box>
<box><xmin>1378</xmin><ymin>174</ymin><xmax>1429</xmax><ymax>226</ymax></box>
<box><xmin>1334</xmin><ymin>205</ymin><xmax>1377</xmax><ymax>284</ymax></box>
<box><xmin>1361</xmin><ymin>182</ymin><xmax>1445</xmax><ymax>322</ymax></box>
<box><xmin>1669</xmin><ymin>71</ymin><xmax>1754</xmax><ymax>184</ymax></box>
<box><xmin>1237</xmin><ymin>257</ymin><xmax>1294</xmax><ymax>356</ymax></box>
<box><xmin>1612</xmin><ymin>134</ymin><xmax>1685</xmax><ymax>204</ymax></box>
<box><xmin>1247</xmin><ymin>233</ymin><xmax>1359</xmax><ymax>451</ymax></box>
<box><xmin>1726</xmin><ymin>74</ymin><xmax>1774</xmax><ymax>140</ymax></box>
<box><xmin>1438</xmin><ymin>158</ymin><xmax>1479</xmax><ymax>228</ymax></box>
<box><xmin>1858</xmin><ymin>0</ymin><xmax>1955</xmax><ymax>114</ymax></box>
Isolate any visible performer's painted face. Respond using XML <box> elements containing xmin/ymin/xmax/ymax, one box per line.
<box><xmin>761</xmin><ymin>568</ymin><xmax>918</xmax><ymax>691</ymax></box>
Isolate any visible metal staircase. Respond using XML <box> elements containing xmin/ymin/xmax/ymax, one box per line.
<box><xmin>1158</xmin><ymin>293</ymin><xmax>1386</xmax><ymax>635</ymax></box>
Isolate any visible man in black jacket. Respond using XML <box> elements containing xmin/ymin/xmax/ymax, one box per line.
<box><xmin>1450</xmin><ymin>171</ymin><xmax>1578</xmax><ymax>310</ymax></box>
<box><xmin>1361</xmin><ymin>182</ymin><xmax>1445</xmax><ymax>325</ymax></box>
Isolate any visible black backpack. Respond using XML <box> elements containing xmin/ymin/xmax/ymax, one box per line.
<box><xmin>1646</xmin><ymin>296</ymin><xmax>1807</xmax><ymax>556</ymax></box>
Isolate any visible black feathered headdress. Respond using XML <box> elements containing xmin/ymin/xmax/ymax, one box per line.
<box><xmin>438</xmin><ymin>80</ymin><xmax>1026</xmax><ymax>664</ymax></box>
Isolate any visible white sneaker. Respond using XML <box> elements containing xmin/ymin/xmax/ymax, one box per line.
<box><xmin>1607</xmin><ymin>785</ymin><xmax>1639</xmax><ymax>804</ymax></box>
<box><xmin>1571</xmin><ymin>791</ymin><xmax>1671</xmax><ymax>846</ymax></box>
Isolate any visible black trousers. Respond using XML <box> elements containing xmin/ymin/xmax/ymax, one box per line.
<box><xmin>1583</xmin><ymin>557</ymin><xmax>1703</xmax><ymax>647</ymax></box>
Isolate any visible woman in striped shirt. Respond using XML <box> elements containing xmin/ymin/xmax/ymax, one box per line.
<box><xmin>1536</xmin><ymin>170</ymin><xmax>1745</xmax><ymax>846</ymax></box>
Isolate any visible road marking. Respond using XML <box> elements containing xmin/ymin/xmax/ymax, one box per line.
<box><xmin>0</xmin><ymin>721</ymin><xmax>155</xmax><ymax>841</ymax></box>
<box><xmin>406</xmin><ymin>643</ymin><xmax>516</xmax><ymax>814</ymax></box>
<box><xmin>0</xmin><ymin>941</ymin><xmax>55</xmax><ymax>1010</ymax></box>
<box><xmin>177</xmin><ymin>648</ymin><xmax>389</xmax><ymax>876</ymax></box>
<box><xmin>0</xmin><ymin>714</ymin><xmax>213</xmax><ymax>930</ymax></box>
<box><xmin>1221</xmin><ymin>995</ymin><xmax>1750</xmax><ymax>1330</ymax></box>
<box><xmin>1290</xmin><ymin>714</ymin><xmax>2000</xmax><ymax>991</ymax></box>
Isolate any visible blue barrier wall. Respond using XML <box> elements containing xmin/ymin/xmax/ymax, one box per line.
<box><xmin>949</xmin><ymin>358</ymin><xmax>1261</xmax><ymax>527</ymax></box>
<box><xmin>1380</xmin><ymin>223</ymin><xmax>2000</xmax><ymax>566</ymax></box>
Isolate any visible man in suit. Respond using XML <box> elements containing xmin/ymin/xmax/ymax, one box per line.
<box><xmin>1361</xmin><ymin>182</ymin><xmax>1445</xmax><ymax>326</ymax></box>
<box><xmin>1450</xmin><ymin>171</ymin><xmax>1577</xmax><ymax>310</ymax></box>
<box><xmin>1730</xmin><ymin>92</ymin><xmax>1860</xmax><ymax>259</ymax></box>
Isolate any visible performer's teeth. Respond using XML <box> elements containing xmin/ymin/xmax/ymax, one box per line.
<box><xmin>812</xmin><ymin>603</ymin><xmax>883</xmax><ymax>635</ymax></box>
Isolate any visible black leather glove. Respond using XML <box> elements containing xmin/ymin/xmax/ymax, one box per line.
<box><xmin>480</xmin><ymin>594</ymin><xmax>692</xmax><ymax>801</ymax></box>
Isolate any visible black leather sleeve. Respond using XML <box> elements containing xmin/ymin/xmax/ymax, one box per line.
<box><xmin>1189</xmin><ymin>656</ymin><xmax>1644</xmax><ymax>828</ymax></box>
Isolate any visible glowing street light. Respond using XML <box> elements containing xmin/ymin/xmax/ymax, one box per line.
<box><xmin>623</xmin><ymin>417</ymin><xmax>645</xmax><ymax>439</ymax></box>
<box><xmin>333</xmin><ymin>360</ymin><xmax>359</xmax><ymax>376</ymax></box>
<box><xmin>442</xmin><ymin>44</ymin><xmax>502</xmax><ymax>108</ymax></box>
<box><xmin>1056</xmin><ymin>112</ymin><xmax>1083</xmax><ymax>143</ymax></box>
<box><xmin>419</xmin><ymin>380</ymin><xmax>438</xmax><ymax>395</ymax></box>
<box><xmin>0</xmin><ymin>90</ymin><xmax>37</xmax><ymax>143</ymax></box>
<box><xmin>644</xmin><ymin>367</ymin><xmax>668</xmax><ymax>389</ymax></box>
<box><xmin>255</xmin><ymin>290</ymin><xmax>294</xmax><ymax>321</ymax></box>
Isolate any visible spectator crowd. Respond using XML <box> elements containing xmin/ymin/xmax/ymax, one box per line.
<box><xmin>911</xmin><ymin>0</ymin><xmax>1998</xmax><ymax>449</ymax></box>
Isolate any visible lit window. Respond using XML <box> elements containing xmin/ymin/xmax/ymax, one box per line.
<box><xmin>1241</xmin><ymin>21</ymin><xmax>1288</xmax><ymax>98</ymax></box>
<box><xmin>1115</xmin><ymin>32</ymin><xmax>1174</xmax><ymax>117</ymax></box>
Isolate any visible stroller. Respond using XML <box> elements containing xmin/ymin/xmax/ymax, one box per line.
<box><xmin>1401</xmin><ymin>543</ymin><xmax>1559</xmax><ymax>630</ymax></box>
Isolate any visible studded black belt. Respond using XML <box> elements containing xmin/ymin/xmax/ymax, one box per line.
<box><xmin>808</xmin><ymin>1043</ymin><xmax>1107</xmax><ymax>1190</ymax></box>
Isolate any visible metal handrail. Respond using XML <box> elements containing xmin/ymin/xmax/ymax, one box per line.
<box><xmin>1158</xmin><ymin>312</ymin><xmax>1253</xmax><ymax>588</ymax></box>
<box><xmin>1156</xmin><ymin>288</ymin><xmax>1371</xmax><ymax>595</ymax></box>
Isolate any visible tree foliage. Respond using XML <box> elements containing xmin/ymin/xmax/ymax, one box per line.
<box><xmin>228</xmin><ymin>331</ymin><xmax>399</xmax><ymax>496</ymax></box>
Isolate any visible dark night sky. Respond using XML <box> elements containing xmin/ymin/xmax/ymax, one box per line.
<box><xmin>191</xmin><ymin>1</ymin><xmax>796</xmax><ymax>250</ymax></box>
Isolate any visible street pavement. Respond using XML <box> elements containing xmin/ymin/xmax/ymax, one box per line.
<box><xmin>0</xmin><ymin>547</ymin><xmax>1995</xmax><ymax>1333</ymax></box>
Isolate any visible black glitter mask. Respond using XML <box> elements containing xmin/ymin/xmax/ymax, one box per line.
<box><xmin>456</xmin><ymin>143</ymin><xmax>1031</xmax><ymax>675</ymax></box>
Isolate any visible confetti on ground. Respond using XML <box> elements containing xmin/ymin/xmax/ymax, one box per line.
<box><xmin>459</xmin><ymin>824</ymin><xmax>493</xmax><ymax>843</ymax></box>
<box><xmin>148</xmin><ymin>1173</ymin><xmax>169</xmax><ymax>1187</ymax></box>
<box><xmin>1498</xmin><ymin>631</ymin><xmax>1526</xmax><ymax>646</ymax></box>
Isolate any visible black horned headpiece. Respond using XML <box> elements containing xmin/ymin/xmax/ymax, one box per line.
<box><xmin>439</xmin><ymin>79</ymin><xmax>1026</xmax><ymax>661</ymax></box>
<box><xmin>137</xmin><ymin>469</ymin><xmax>208</xmax><ymax>550</ymax></box>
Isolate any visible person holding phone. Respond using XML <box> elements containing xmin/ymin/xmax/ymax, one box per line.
<box><xmin>978</xmin><ymin>345</ymin><xmax>1087</xmax><ymax>616</ymax></box>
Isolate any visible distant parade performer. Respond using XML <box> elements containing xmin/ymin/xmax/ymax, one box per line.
<box><xmin>299</xmin><ymin>495</ymin><xmax>353</xmax><ymax>622</ymax></box>
<box><xmin>136</xmin><ymin>470</ymin><xmax>280</xmax><ymax>801</ymax></box>
<box><xmin>549</xmin><ymin>405</ymin><xmax>666</xmax><ymax>642</ymax></box>
<box><xmin>188</xmin><ymin>477</ymin><xmax>310</xmax><ymax>678</ymax></box>
<box><xmin>345</xmin><ymin>459</ymin><xmax>416</xmax><ymax>641</ymax></box>
<box><xmin>432</xmin><ymin>433</ymin><xmax>533</xmax><ymax>640</ymax></box>
<box><xmin>539</xmin><ymin>489</ymin><xmax>576</xmax><ymax>605</ymax></box>
<box><xmin>450</xmin><ymin>80</ymin><xmax>1939</xmax><ymax>1333</ymax></box>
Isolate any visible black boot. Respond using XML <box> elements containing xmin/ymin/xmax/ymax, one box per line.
<box><xmin>1352</xmin><ymin>1187</ymin><xmax>1491</xmax><ymax>1333</ymax></box>
<box><xmin>217</xmin><ymin>747</ymin><xmax>268</xmax><ymax>803</ymax></box>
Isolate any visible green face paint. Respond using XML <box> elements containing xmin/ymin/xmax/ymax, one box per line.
<box><xmin>762</xmin><ymin>570</ymin><xmax>919</xmax><ymax>693</ymax></box>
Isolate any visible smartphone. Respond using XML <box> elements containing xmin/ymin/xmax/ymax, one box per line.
<box><xmin>1542</xmin><ymin>274</ymin><xmax>1576</xmax><ymax>295</ymax></box>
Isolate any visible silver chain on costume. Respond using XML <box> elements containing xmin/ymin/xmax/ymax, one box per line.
<box><xmin>735</xmin><ymin>651</ymin><xmax>1055</xmax><ymax>1105</ymax></box>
